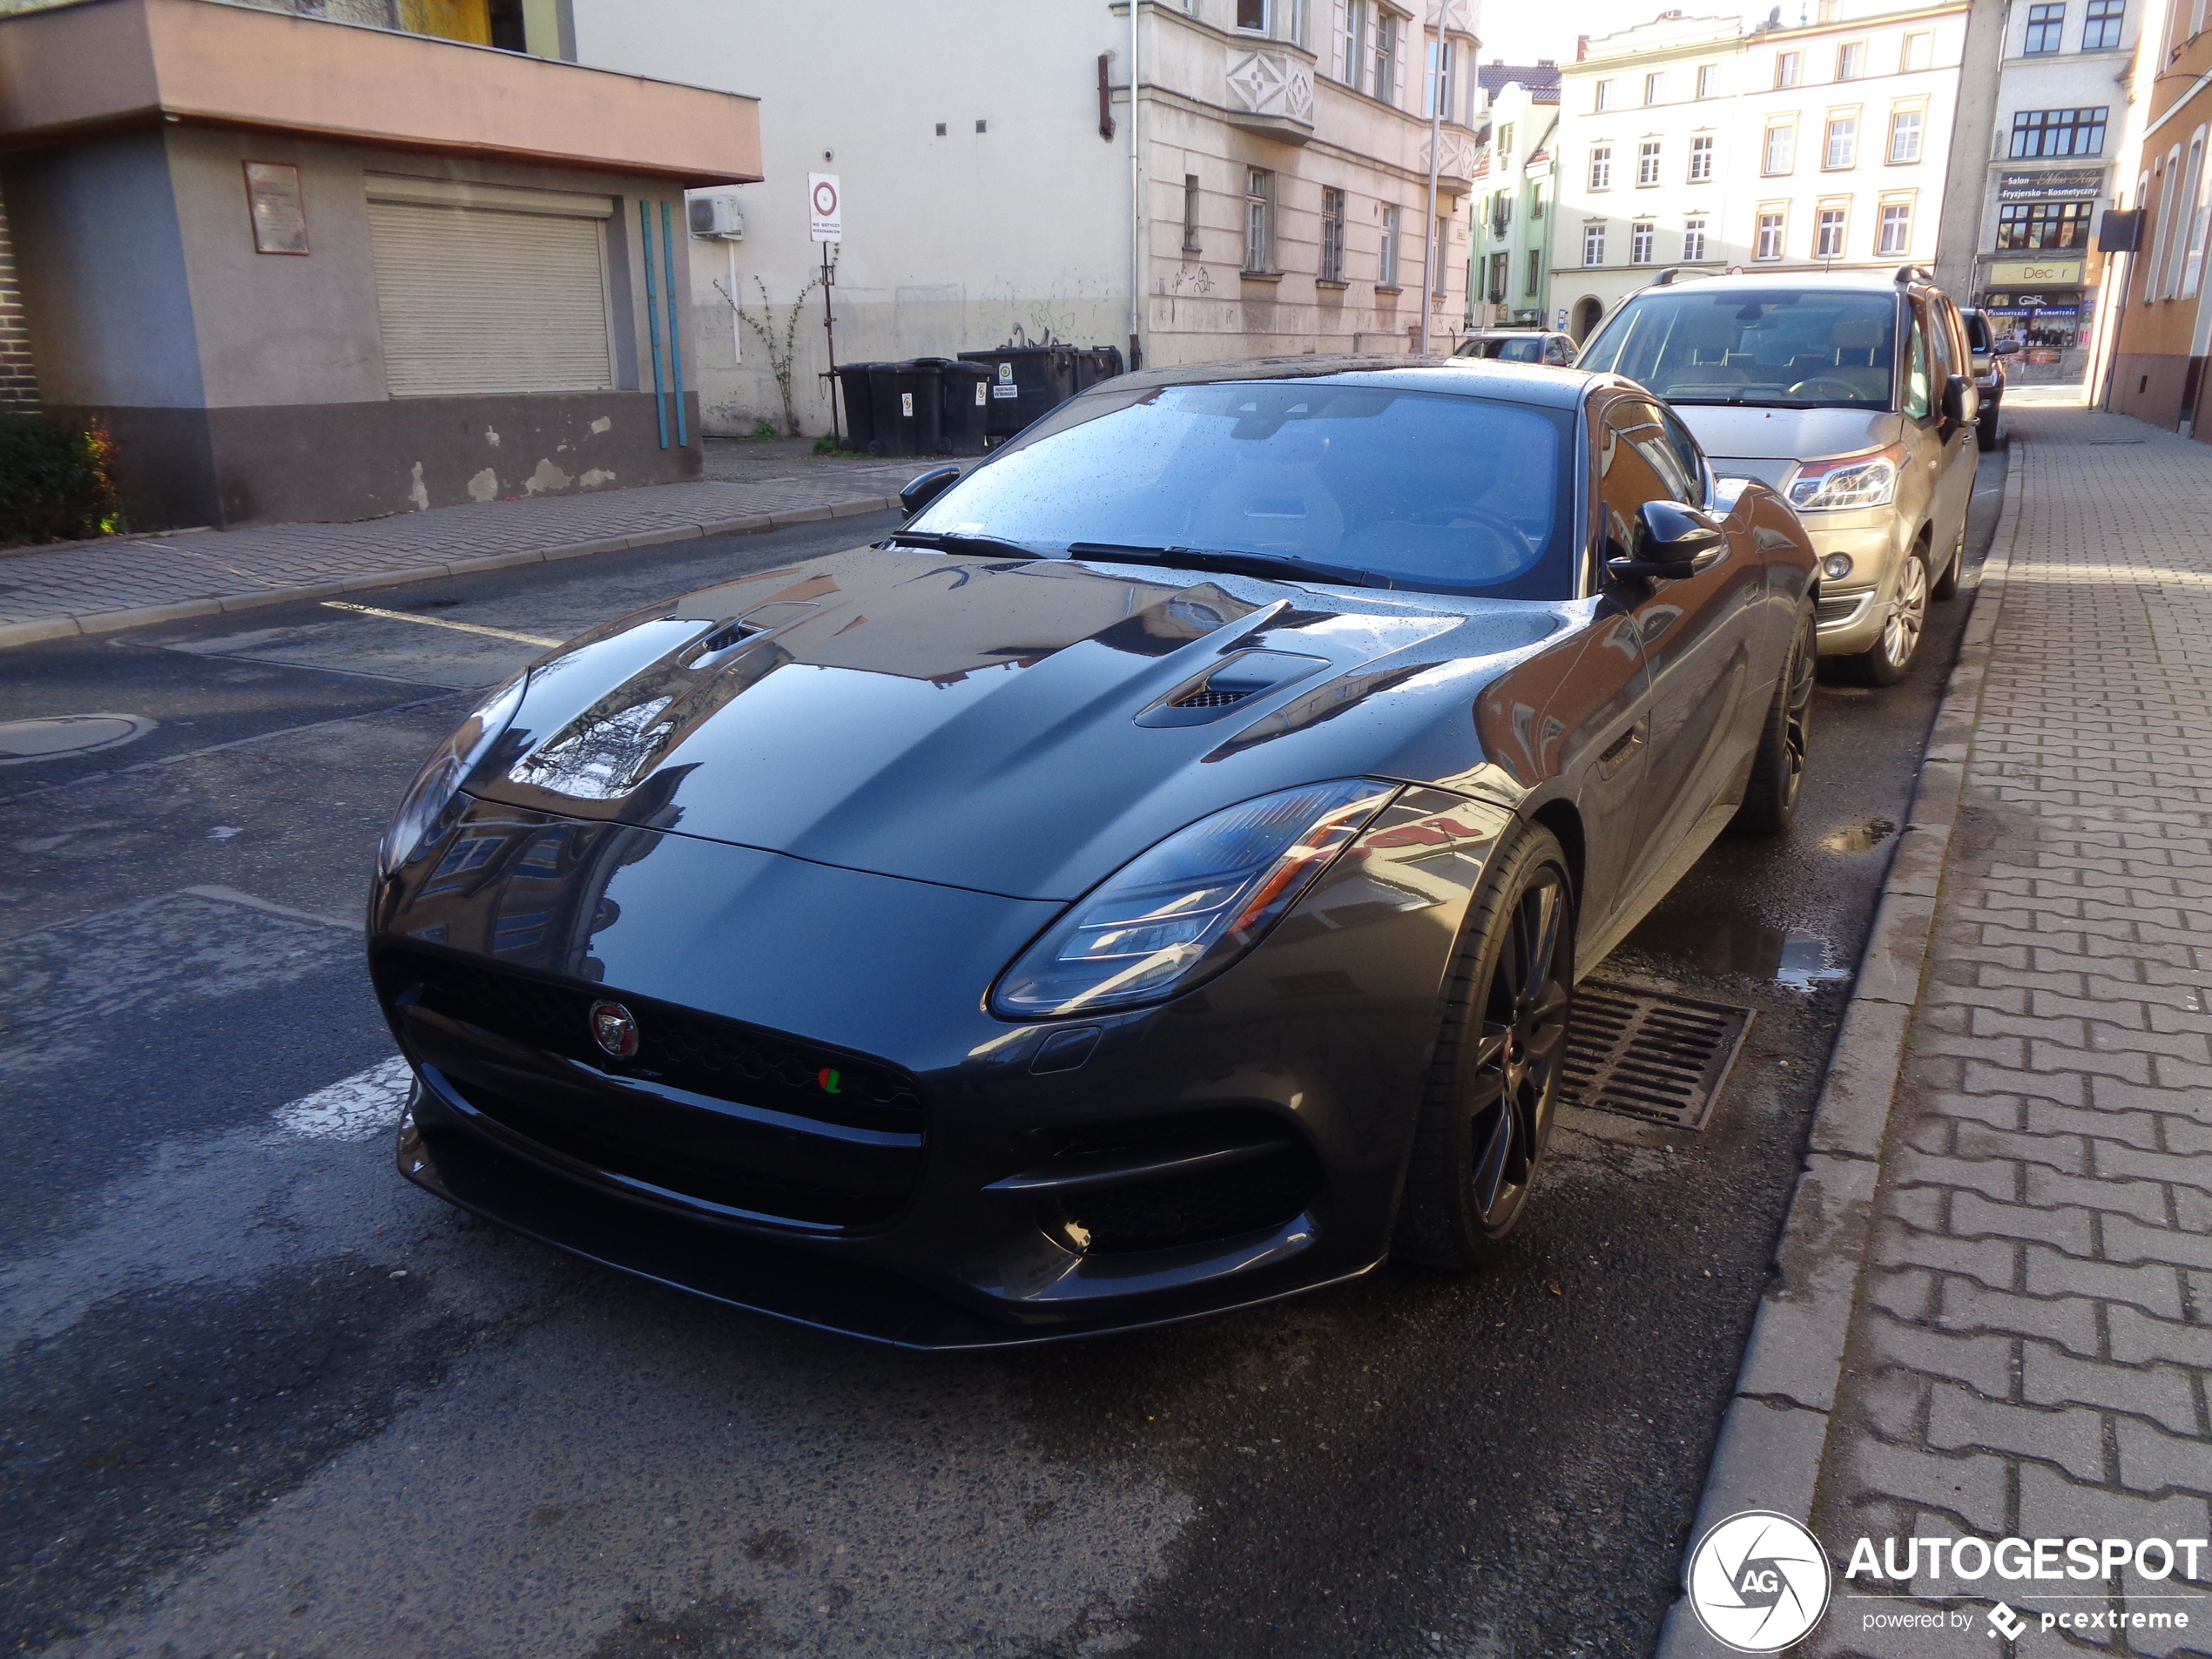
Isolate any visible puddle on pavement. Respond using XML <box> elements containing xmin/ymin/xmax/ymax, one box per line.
<box><xmin>1623</xmin><ymin>914</ymin><xmax>1851</xmax><ymax>991</ymax></box>
<box><xmin>1819</xmin><ymin>818</ymin><xmax>1897</xmax><ymax>853</ymax></box>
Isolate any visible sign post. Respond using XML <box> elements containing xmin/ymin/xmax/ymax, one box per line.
<box><xmin>809</xmin><ymin>175</ymin><xmax>843</xmax><ymax>448</ymax></box>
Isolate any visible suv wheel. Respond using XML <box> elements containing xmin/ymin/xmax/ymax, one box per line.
<box><xmin>1842</xmin><ymin>549</ymin><xmax>1929</xmax><ymax>686</ymax></box>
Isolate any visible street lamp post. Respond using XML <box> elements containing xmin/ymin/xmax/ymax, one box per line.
<box><xmin>1418</xmin><ymin>5</ymin><xmax>1445</xmax><ymax>356</ymax></box>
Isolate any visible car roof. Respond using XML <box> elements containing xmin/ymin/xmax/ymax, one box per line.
<box><xmin>1099</xmin><ymin>353</ymin><xmax>1616</xmax><ymax>410</ymax></box>
<box><xmin>1463</xmin><ymin>327</ymin><xmax>1561</xmax><ymax>338</ymax></box>
<box><xmin>1619</xmin><ymin>269</ymin><xmax>1928</xmax><ymax>303</ymax></box>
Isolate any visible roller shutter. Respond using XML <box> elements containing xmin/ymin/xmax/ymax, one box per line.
<box><xmin>367</xmin><ymin>192</ymin><xmax>614</xmax><ymax>397</ymax></box>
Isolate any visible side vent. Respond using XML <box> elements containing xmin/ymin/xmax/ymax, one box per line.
<box><xmin>1136</xmin><ymin>650</ymin><xmax>1328</xmax><ymax>727</ymax></box>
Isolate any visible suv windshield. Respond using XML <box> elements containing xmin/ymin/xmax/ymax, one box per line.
<box><xmin>1579</xmin><ymin>288</ymin><xmax>1898</xmax><ymax>408</ymax></box>
<box><xmin>904</xmin><ymin>381</ymin><xmax>1576</xmax><ymax>598</ymax></box>
<box><xmin>1457</xmin><ymin>335</ymin><xmax>1547</xmax><ymax>361</ymax></box>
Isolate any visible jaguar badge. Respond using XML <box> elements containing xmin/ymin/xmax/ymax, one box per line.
<box><xmin>588</xmin><ymin>1000</ymin><xmax>639</xmax><ymax>1059</ymax></box>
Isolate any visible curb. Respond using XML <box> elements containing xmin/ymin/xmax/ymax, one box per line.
<box><xmin>1652</xmin><ymin>446</ymin><xmax>2030</xmax><ymax>1659</ymax></box>
<box><xmin>0</xmin><ymin>494</ymin><xmax>901</xmax><ymax>653</ymax></box>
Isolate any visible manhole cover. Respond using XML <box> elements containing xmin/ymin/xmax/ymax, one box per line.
<box><xmin>0</xmin><ymin>713</ymin><xmax>158</xmax><ymax>765</ymax></box>
<box><xmin>1560</xmin><ymin>983</ymin><xmax>1753</xmax><ymax>1130</ymax></box>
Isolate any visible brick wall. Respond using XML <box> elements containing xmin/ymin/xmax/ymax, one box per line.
<box><xmin>0</xmin><ymin>180</ymin><xmax>39</xmax><ymax>411</ymax></box>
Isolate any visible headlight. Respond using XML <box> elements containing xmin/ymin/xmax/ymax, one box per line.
<box><xmin>374</xmin><ymin>672</ymin><xmax>529</xmax><ymax>877</ymax></box>
<box><xmin>1822</xmin><ymin>553</ymin><xmax>1855</xmax><ymax>580</ymax></box>
<box><xmin>1787</xmin><ymin>442</ymin><xmax>1904</xmax><ymax>511</ymax></box>
<box><xmin>991</xmin><ymin>779</ymin><xmax>1399</xmax><ymax>1018</ymax></box>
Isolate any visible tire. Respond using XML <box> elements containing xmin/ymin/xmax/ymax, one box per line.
<box><xmin>1838</xmin><ymin>547</ymin><xmax>1930</xmax><ymax>686</ymax></box>
<box><xmin>1733</xmin><ymin>601</ymin><xmax>1815</xmax><ymax>835</ymax></box>
<box><xmin>1393</xmin><ymin>825</ymin><xmax>1575</xmax><ymax>1271</ymax></box>
<box><xmin>1975</xmin><ymin>409</ymin><xmax>2003</xmax><ymax>452</ymax></box>
<box><xmin>1930</xmin><ymin>511</ymin><xmax>1966</xmax><ymax>600</ymax></box>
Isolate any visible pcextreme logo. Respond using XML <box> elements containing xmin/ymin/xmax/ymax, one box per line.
<box><xmin>1687</xmin><ymin>1511</ymin><xmax>1832</xmax><ymax>1652</ymax></box>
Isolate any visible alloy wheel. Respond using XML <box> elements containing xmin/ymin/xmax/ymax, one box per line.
<box><xmin>1465</xmin><ymin>870</ymin><xmax>1572</xmax><ymax>1232</ymax></box>
<box><xmin>1878</xmin><ymin>555</ymin><xmax>1929</xmax><ymax>673</ymax></box>
<box><xmin>1778</xmin><ymin>618</ymin><xmax>1815</xmax><ymax>816</ymax></box>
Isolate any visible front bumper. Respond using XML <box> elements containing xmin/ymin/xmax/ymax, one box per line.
<box><xmin>1799</xmin><ymin>516</ymin><xmax>1905</xmax><ymax>657</ymax></box>
<box><xmin>373</xmin><ymin>787</ymin><xmax>1507</xmax><ymax>1346</ymax></box>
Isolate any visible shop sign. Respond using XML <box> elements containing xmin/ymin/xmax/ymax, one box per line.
<box><xmin>1989</xmin><ymin>258</ymin><xmax>2084</xmax><ymax>286</ymax></box>
<box><xmin>1999</xmin><ymin>170</ymin><xmax>2105</xmax><ymax>202</ymax></box>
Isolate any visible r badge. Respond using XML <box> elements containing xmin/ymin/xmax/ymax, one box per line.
<box><xmin>589</xmin><ymin>1000</ymin><xmax>639</xmax><ymax>1060</ymax></box>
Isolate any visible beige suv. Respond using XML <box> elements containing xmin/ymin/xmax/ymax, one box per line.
<box><xmin>1576</xmin><ymin>267</ymin><xmax>1979</xmax><ymax>684</ymax></box>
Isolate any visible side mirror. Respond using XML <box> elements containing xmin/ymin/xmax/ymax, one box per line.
<box><xmin>900</xmin><ymin>465</ymin><xmax>962</xmax><ymax>517</ymax></box>
<box><xmin>1993</xmin><ymin>339</ymin><xmax>2023</xmax><ymax>356</ymax></box>
<box><xmin>1607</xmin><ymin>500</ymin><xmax>1727</xmax><ymax>583</ymax></box>
<box><xmin>1941</xmin><ymin>373</ymin><xmax>1973</xmax><ymax>428</ymax></box>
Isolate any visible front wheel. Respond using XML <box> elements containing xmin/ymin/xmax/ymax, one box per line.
<box><xmin>1733</xmin><ymin>602</ymin><xmax>1815</xmax><ymax>834</ymax></box>
<box><xmin>1393</xmin><ymin>825</ymin><xmax>1576</xmax><ymax>1271</ymax></box>
<box><xmin>1839</xmin><ymin>549</ymin><xmax>1929</xmax><ymax>686</ymax></box>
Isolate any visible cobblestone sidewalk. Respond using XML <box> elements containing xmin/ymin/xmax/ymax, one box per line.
<box><xmin>0</xmin><ymin>438</ymin><xmax>919</xmax><ymax>650</ymax></box>
<box><xmin>1806</xmin><ymin>410</ymin><xmax>2212</xmax><ymax>1656</ymax></box>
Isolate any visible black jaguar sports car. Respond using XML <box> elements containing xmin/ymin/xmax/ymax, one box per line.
<box><xmin>371</xmin><ymin>356</ymin><xmax>1817</xmax><ymax>1348</ymax></box>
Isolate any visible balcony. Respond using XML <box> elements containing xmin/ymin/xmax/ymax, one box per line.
<box><xmin>1224</xmin><ymin>46</ymin><xmax>1315</xmax><ymax>145</ymax></box>
<box><xmin>1422</xmin><ymin>128</ymin><xmax>1479</xmax><ymax>196</ymax></box>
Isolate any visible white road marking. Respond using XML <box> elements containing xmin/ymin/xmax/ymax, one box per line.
<box><xmin>271</xmin><ymin>1055</ymin><xmax>413</xmax><ymax>1141</ymax></box>
<box><xmin>182</xmin><ymin>884</ymin><xmax>362</xmax><ymax>933</ymax></box>
<box><xmin>320</xmin><ymin>600</ymin><xmax>563</xmax><ymax>648</ymax></box>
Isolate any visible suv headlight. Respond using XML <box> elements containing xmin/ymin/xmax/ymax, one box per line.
<box><xmin>991</xmin><ymin>779</ymin><xmax>1398</xmax><ymax>1018</ymax></box>
<box><xmin>1786</xmin><ymin>442</ymin><xmax>1904</xmax><ymax>512</ymax></box>
<box><xmin>374</xmin><ymin>672</ymin><xmax>529</xmax><ymax>878</ymax></box>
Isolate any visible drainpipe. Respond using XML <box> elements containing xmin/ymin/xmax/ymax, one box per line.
<box><xmin>1418</xmin><ymin>10</ymin><xmax>1446</xmax><ymax>355</ymax></box>
<box><xmin>1129</xmin><ymin>0</ymin><xmax>1144</xmax><ymax>370</ymax></box>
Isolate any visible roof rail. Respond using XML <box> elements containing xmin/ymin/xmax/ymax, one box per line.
<box><xmin>1650</xmin><ymin>266</ymin><xmax>1715</xmax><ymax>287</ymax></box>
<box><xmin>1893</xmin><ymin>264</ymin><xmax>1938</xmax><ymax>286</ymax></box>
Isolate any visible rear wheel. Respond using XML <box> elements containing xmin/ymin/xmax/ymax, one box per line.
<box><xmin>1733</xmin><ymin>602</ymin><xmax>1816</xmax><ymax>834</ymax></box>
<box><xmin>1839</xmin><ymin>547</ymin><xmax>1929</xmax><ymax>686</ymax></box>
<box><xmin>1393</xmin><ymin>826</ymin><xmax>1575</xmax><ymax>1271</ymax></box>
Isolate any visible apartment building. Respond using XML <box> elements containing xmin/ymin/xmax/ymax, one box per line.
<box><xmin>1550</xmin><ymin>2</ymin><xmax>1969</xmax><ymax>341</ymax></box>
<box><xmin>1467</xmin><ymin>62</ymin><xmax>1561</xmax><ymax>327</ymax></box>
<box><xmin>570</xmin><ymin>0</ymin><xmax>1485</xmax><ymax>437</ymax></box>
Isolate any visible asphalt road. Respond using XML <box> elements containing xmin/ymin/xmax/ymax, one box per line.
<box><xmin>0</xmin><ymin>454</ymin><xmax>2006</xmax><ymax>1659</ymax></box>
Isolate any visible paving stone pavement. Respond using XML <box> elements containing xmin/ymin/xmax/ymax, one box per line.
<box><xmin>1805</xmin><ymin>409</ymin><xmax>2212</xmax><ymax>1657</ymax></box>
<box><xmin>0</xmin><ymin>437</ymin><xmax>921</xmax><ymax>648</ymax></box>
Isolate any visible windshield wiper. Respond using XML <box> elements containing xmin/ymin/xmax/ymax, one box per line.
<box><xmin>1063</xmin><ymin>542</ymin><xmax>1391</xmax><ymax>589</ymax></box>
<box><xmin>879</xmin><ymin>529</ymin><xmax>1041</xmax><ymax>556</ymax></box>
<box><xmin>1666</xmin><ymin>395</ymin><xmax>1861</xmax><ymax>408</ymax></box>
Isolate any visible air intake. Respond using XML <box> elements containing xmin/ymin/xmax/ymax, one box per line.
<box><xmin>1137</xmin><ymin>650</ymin><xmax>1328</xmax><ymax>727</ymax></box>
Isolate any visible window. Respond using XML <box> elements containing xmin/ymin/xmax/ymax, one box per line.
<box><xmin>1433</xmin><ymin>214</ymin><xmax>1449</xmax><ymax>294</ymax></box>
<box><xmin>1499</xmin><ymin>122</ymin><xmax>1515</xmax><ymax>161</ymax></box>
<box><xmin>1825</xmin><ymin>117</ymin><xmax>1858</xmax><ymax>168</ymax></box>
<box><xmin>1889</xmin><ymin>107</ymin><xmax>1925</xmax><ymax>162</ymax></box>
<box><xmin>1595</xmin><ymin>403</ymin><xmax>1698</xmax><ymax>563</ymax></box>
<box><xmin>1903</xmin><ymin>308</ymin><xmax>1931</xmax><ymax>418</ymax></box>
<box><xmin>1683</xmin><ymin>216</ymin><xmax>1708</xmax><ymax>260</ymax></box>
<box><xmin>2025</xmin><ymin>3</ymin><xmax>2065</xmax><ymax>52</ymax></box>
<box><xmin>1488</xmin><ymin>249</ymin><xmax>1509</xmax><ymax>301</ymax></box>
<box><xmin>1589</xmin><ymin>146</ymin><xmax>1614</xmax><ymax>190</ymax></box>
<box><xmin>1775</xmin><ymin>51</ymin><xmax>1803</xmax><ymax>87</ymax></box>
<box><xmin>1379</xmin><ymin>203</ymin><xmax>1400</xmax><ymax>286</ymax></box>
<box><xmin>1183</xmin><ymin>174</ymin><xmax>1202</xmax><ymax>253</ymax></box>
<box><xmin>1689</xmin><ymin>134</ymin><xmax>1715</xmax><ymax>180</ymax></box>
<box><xmin>1816</xmin><ymin>206</ymin><xmax>1846</xmax><ymax>257</ymax></box>
<box><xmin>1631</xmin><ymin>221</ymin><xmax>1656</xmax><ymax>263</ymax></box>
<box><xmin>1488</xmin><ymin>189</ymin><xmax>1511</xmax><ymax>234</ymax></box>
<box><xmin>1344</xmin><ymin>0</ymin><xmax>1366</xmax><ymax>86</ymax></box>
<box><xmin>1638</xmin><ymin>141</ymin><xmax>1662</xmax><ymax>185</ymax></box>
<box><xmin>1580</xmin><ymin>287</ymin><xmax>1898</xmax><ymax>407</ymax></box>
<box><xmin>1531</xmin><ymin>185</ymin><xmax>1546</xmax><ymax>219</ymax></box>
<box><xmin>1319</xmin><ymin>185</ymin><xmax>1346</xmax><ymax>280</ymax></box>
<box><xmin>1526</xmin><ymin>247</ymin><xmax>1542</xmax><ymax>295</ymax></box>
<box><xmin>2009</xmin><ymin>107</ymin><xmax>2109</xmax><ymax>157</ymax></box>
<box><xmin>1764</xmin><ymin>124</ymin><xmax>1796</xmax><ymax>174</ymax></box>
<box><xmin>1372</xmin><ymin>9</ymin><xmax>1398</xmax><ymax>102</ymax></box>
<box><xmin>1838</xmin><ymin>40</ymin><xmax>1867</xmax><ymax>78</ymax></box>
<box><xmin>1238</xmin><ymin>0</ymin><xmax>1269</xmax><ymax>28</ymax></box>
<box><xmin>1696</xmin><ymin>64</ymin><xmax>1719</xmax><ymax>98</ymax></box>
<box><xmin>1996</xmin><ymin>199</ymin><xmax>2095</xmax><ymax>248</ymax></box>
<box><xmin>1244</xmin><ymin>166</ymin><xmax>1274</xmax><ymax>273</ymax></box>
<box><xmin>1878</xmin><ymin>201</ymin><xmax>1912</xmax><ymax>254</ymax></box>
<box><xmin>1901</xmin><ymin>30</ymin><xmax>1933</xmax><ymax>69</ymax></box>
<box><xmin>1595</xmin><ymin>79</ymin><xmax>1615</xmax><ymax>111</ymax></box>
<box><xmin>1645</xmin><ymin>71</ymin><xmax>1666</xmax><ymax>104</ymax></box>
<box><xmin>1757</xmin><ymin>210</ymin><xmax>1785</xmax><ymax>259</ymax></box>
<box><xmin>1426</xmin><ymin>37</ymin><xmax>1459</xmax><ymax>118</ymax></box>
<box><xmin>1583</xmin><ymin>223</ymin><xmax>1607</xmax><ymax>266</ymax></box>
<box><xmin>2082</xmin><ymin>0</ymin><xmax>2124</xmax><ymax>48</ymax></box>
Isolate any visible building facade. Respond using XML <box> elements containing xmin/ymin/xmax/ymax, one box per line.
<box><xmin>1466</xmin><ymin>64</ymin><xmax>1561</xmax><ymax>328</ymax></box>
<box><xmin>570</xmin><ymin>0</ymin><xmax>1486</xmax><ymax>440</ymax></box>
<box><xmin>1550</xmin><ymin>2</ymin><xmax>1969</xmax><ymax>341</ymax></box>
<box><xmin>2106</xmin><ymin>0</ymin><xmax>2211</xmax><ymax>432</ymax></box>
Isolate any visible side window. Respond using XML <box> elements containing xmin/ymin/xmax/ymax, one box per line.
<box><xmin>1904</xmin><ymin>308</ymin><xmax>1932</xmax><ymax>418</ymax></box>
<box><xmin>1547</xmin><ymin>337</ymin><xmax>1576</xmax><ymax>366</ymax></box>
<box><xmin>1596</xmin><ymin>397</ymin><xmax>1691</xmax><ymax>558</ymax></box>
<box><xmin>1656</xmin><ymin>407</ymin><xmax>1710</xmax><ymax>502</ymax></box>
<box><xmin>1925</xmin><ymin>300</ymin><xmax>1959</xmax><ymax>383</ymax></box>
<box><xmin>1615</xmin><ymin>399</ymin><xmax>1699</xmax><ymax>504</ymax></box>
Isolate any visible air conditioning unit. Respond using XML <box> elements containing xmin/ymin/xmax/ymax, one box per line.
<box><xmin>688</xmin><ymin>195</ymin><xmax>745</xmax><ymax>239</ymax></box>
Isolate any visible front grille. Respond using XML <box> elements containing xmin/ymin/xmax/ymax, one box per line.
<box><xmin>374</xmin><ymin>946</ymin><xmax>922</xmax><ymax>1136</ymax></box>
<box><xmin>1066</xmin><ymin>1149</ymin><xmax>1314</xmax><ymax>1253</ymax></box>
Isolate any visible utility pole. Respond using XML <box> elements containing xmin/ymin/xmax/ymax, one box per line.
<box><xmin>1418</xmin><ymin>4</ymin><xmax>1447</xmax><ymax>356</ymax></box>
<box><xmin>820</xmin><ymin>241</ymin><xmax>840</xmax><ymax>449</ymax></box>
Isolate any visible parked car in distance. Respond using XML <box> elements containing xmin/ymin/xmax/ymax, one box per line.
<box><xmin>1454</xmin><ymin>329</ymin><xmax>1578</xmax><ymax>367</ymax></box>
<box><xmin>370</xmin><ymin>355</ymin><xmax>1820</xmax><ymax>1350</ymax></box>
<box><xmin>1577</xmin><ymin>266</ymin><xmax>1979</xmax><ymax>685</ymax></box>
<box><xmin>1960</xmin><ymin>307</ymin><xmax>2018</xmax><ymax>452</ymax></box>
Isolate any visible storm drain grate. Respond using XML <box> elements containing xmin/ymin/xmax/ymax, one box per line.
<box><xmin>1558</xmin><ymin>983</ymin><xmax>1754</xmax><ymax>1130</ymax></box>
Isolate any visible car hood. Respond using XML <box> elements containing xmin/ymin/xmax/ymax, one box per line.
<box><xmin>469</xmin><ymin>547</ymin><xmax>1563</xmax><ymax>900</ymax></box>
<box><xmin>1674</xmin><ymin>406</ymin><xmax>1901</xmax><ymax>490</ymax></box>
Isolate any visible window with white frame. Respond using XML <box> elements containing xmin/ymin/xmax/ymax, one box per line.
<box><xmin>1379</xmin><ymin>202</ymin><xmax>1400</xmax><ymax>286</ymax></box>
<box><xmin>1683</xmin><ymin>216</ymin><xmax>1708</xmax><ymax>260</ymax></box>
<box><xmin>1630</xmin><ymin>221</ymin><xmax>1656</xmax><ymax>262</ymax></box>
<box><xmin>1238</xmin><ymin>0</ymin><xmax>1269</xmax><ymax>29</ymax></box>
<box><xmin>1583</xmin><ymin>223</ymin><xmax>1606</xmax><ymax>266</ymax></box>
<box><xmin>1319</xmin><ymin>185</ymin><xmax>1346</xmax><ymax>280</ymax></box>
<box><xmin>1757</xmin><ymin>210</ymin><xmax>1785</xmax><ymax>259</ymax></box>
<box><xmin>1595</xmin><ymin>78</ymin><xmax>1615</xmax><ymax>111</ymax></box>
<box><xmin>1645</xmin><ymin>71</ymin><xmax>1665</xmax><ymax>104</ymax></box>
<box><xmin>1825</xmin><ymin>116</ymin><xmax>1858</xmax><ymax>168</ymax></box>
<box><xmin>1499</xmin><ymin>123</ymin><xmax>1516</xmax><ymax>162</ymax></box>
<box><xmin>1638</xmin><ymin>141</ymin><xmax>1662</xmax><ymax>185</ymax></box>
<box><xmin>1816</xmin><ymin>206</ymin><xmax>1846</xmax><ymax>257</ymax></box>
<box><xmin>1878</xmin><ymin>200</ymin><xmax>1912</xmax><ymax>254</ymax></box>
<box><xmin>1689</xmin><ymin>134</ymin><xmax>1715</xmax><ymax>180</ymax></box>
<box><xmin>1775</xmin><ymin>51</ymin><xmax>1802</xmax><ymax>87</ymax></box>
<box><xmin>1372</xmin><ymin>10</ymin><xmax>1399</xmax><ymax>102</ymax></box>
<box><xmin>1589</xmin><ymin>146</ymin><xmax>1614</xmax><ymax>190</ymax></box>
<box><xmin>1244</xmin><ymin>167</ymin><xmax>1275</xmax><ymax>272</ymax></box>
<box><xmin>1901</xmin><ymin>30</ymin><xmax>1933</xmax><ymax>69</ymax></box>
<box><xmin>1764</xmin><ymin>124</ymin><xmax>1796</xmax><ymax>173</ymax></box>
<box><xmin>1696</xmin><ymin>63</ymin><xmax>1719</xmax><ymax>97</ymax></box>
<box><xmin>1837</xmin><ymin>40</ymin><xmax>1867</xmax><ymax>78</ymax></box>
<box><xmin>1426</xmin><ymin>37</ymin><xmax>1459</xmax><ymax>118</ymax></box>
<box><xmin>1344</xmin><ymin>0</ymin><xmax>1366</xmax><ymax>85</ymax></box>
<box><xmin>1889</xmin><ymin>107</ymin><xmax>1925</xmax><ymax>162</ymax></box>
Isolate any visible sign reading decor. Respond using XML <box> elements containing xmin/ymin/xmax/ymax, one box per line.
<box><xmin>1999</xmin><ymin>169</ymin><xmax>2105</xmax><ymax>202</ymax></box>
<box><xmin>243</xmin><ymin>161</ymin><xmax>308</xmax><ymax>255</ymax></box>
<box><xmin>1990</xmin><ymin>258</ymin><xmax>2084</xmax><ymax>286</ymax></box>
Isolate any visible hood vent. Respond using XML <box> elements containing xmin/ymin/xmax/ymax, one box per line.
<box><xmin>1136</xmin><ymin>650</ymin><xmax>1329</xmax><ymax>728</ymax></box>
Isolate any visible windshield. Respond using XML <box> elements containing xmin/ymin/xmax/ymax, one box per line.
<box><xmin>1579</xmin><ymin>288</ymin><xmax>1898</xmax><ymax>408</ymax></box>
<box><xmin>904</xmin><ymin>381</ymin><xmax>1575</xmax><ymax>598</ymax></box>
<box><xmin>1459</xmin><ymin>336</ymin><xmax>1546</xmax><ymax>362</ymax></box>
